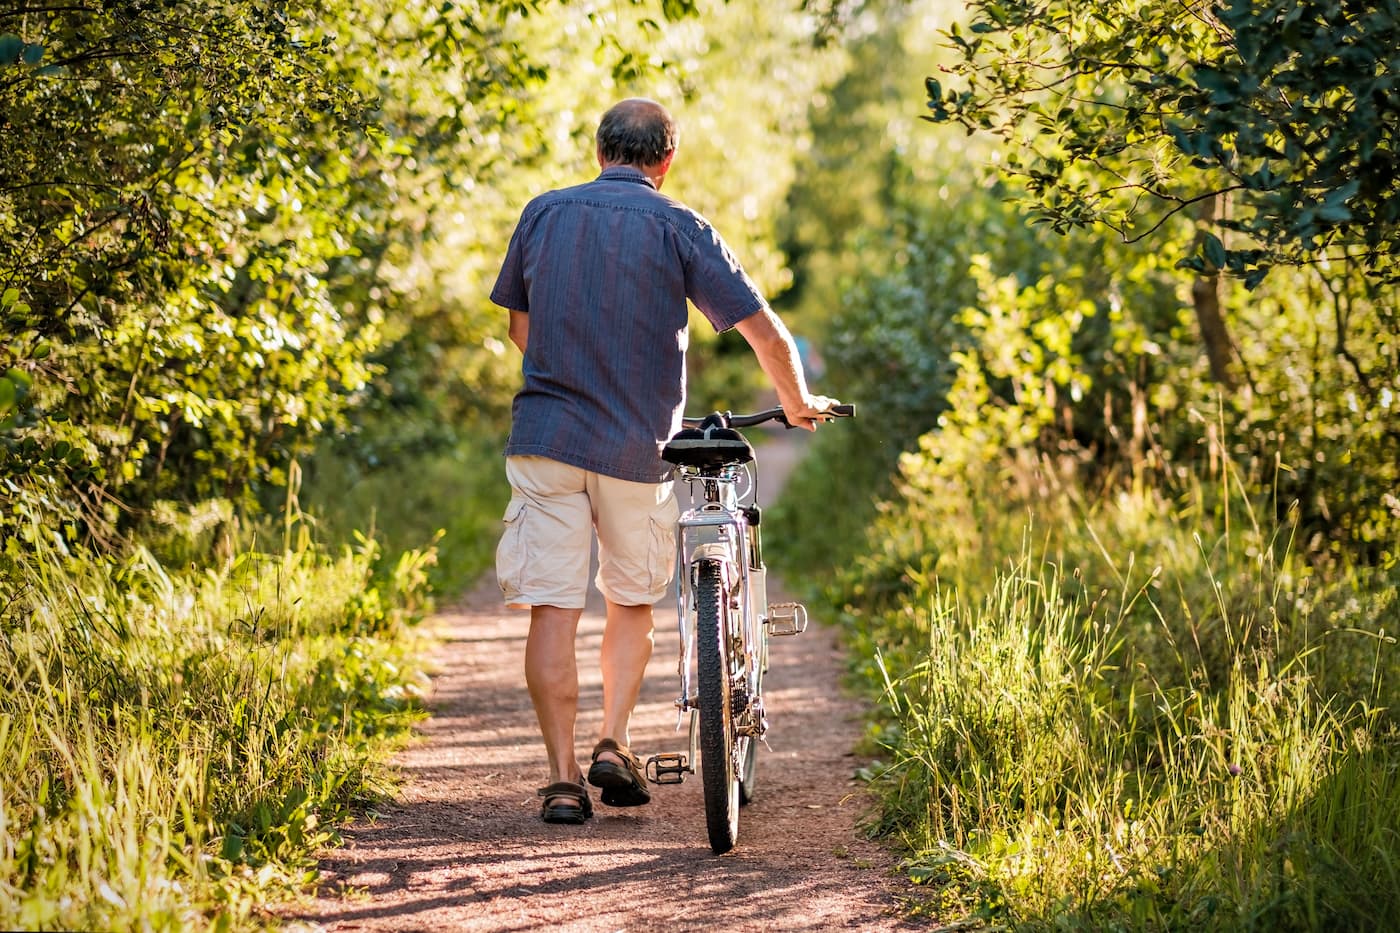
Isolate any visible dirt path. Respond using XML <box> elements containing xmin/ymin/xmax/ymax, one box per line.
<box><xmin>282</xmin><ymin>435</ymin><xmax>922</xmax><ymax>932</ymax></box>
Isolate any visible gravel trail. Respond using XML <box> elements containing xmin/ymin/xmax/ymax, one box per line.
<box><xmin>281</xmin><ymin>435</ymin><xmax>924</xmax><ymax>932</ymax></box>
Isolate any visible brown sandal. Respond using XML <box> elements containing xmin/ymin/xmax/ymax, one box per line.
<box><xmin>538</xmin><ymin>780</ymin><xmax>593</xmax><ymax>824</ymax></box>
<box><xmin>587</xmin><ymin>738</ymin><xmax>652</xmax><ymax>807</ymax></box>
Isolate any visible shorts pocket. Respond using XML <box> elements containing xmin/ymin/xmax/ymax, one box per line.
<box><xmin>646</xmin><ymin>504</ymin><xmax>678</xmax><ymax>596</ymax></box>
<box><xmin>496</xmin><ymin>499</ymin><xmax>529</xmax><ymax>602</ymax></box>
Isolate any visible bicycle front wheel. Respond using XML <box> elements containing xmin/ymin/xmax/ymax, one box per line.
<box><xmin>695</xmin><ymin>559</ymin><xmax>739</xmax><ymax>854</ymax></box>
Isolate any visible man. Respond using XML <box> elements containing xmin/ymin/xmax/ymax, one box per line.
<box><xmin>490</xmin><ymin>98</ymin><xmax>832</xmax><ymax>825</ymax></box>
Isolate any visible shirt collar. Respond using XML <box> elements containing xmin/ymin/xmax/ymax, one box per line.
<box><xmin>597</xmin><ymin>165</ymin><xmax>656</xmax><ymax>189</ymax></box>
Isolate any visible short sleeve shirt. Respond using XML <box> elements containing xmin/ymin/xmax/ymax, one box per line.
<box><xmin>490</xmin><ymin>166</ymin><xmax>766</xmax><ymax>482</ymax></box>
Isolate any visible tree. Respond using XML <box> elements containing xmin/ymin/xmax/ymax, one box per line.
<box><xmin>0</xmin><ymin>1</ymin><xmax>570</xmax><ymax>545</ymax></box>
<box><xmin>924</xmin><ymin>0</ymin><xmax>1400</xmax><ymax>285</ymax></box>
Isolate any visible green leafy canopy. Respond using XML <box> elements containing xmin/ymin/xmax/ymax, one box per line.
<box><xmin>924</xmin><ymin>0</ymin><xmax>1400</xmax><ymax>284</ymax></box>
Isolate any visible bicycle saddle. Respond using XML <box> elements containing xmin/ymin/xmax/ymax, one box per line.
<box><xmin>662</xmin><ymin>424</ymin><xmax>755</xmax><ymax>468</ymax></box>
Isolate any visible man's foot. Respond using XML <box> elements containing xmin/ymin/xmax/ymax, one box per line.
<box><xmin>538</xmin><ymin>780</ymin><xmax>593</xmax><ymax>824</ymax></box>
<box><xmin>587</xmin><ymin>738</ymin><xmax>652</xmax><ymax>807</ymax></box>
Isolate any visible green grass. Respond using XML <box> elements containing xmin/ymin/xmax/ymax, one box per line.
<box><xmin>774</xmin><ymin>432</ymin><xmax>1400</xmax><ymax>931</ymax></box>
<box><xmin>0</xmin><ymin>427</ymin><xmax>510</xmax><ymax>928</ymax></box>
<box><xmin>0</xmin><ymin>519</ymin><xmax>435</xmax><ymax>931</ymax></box>
<box><xmin>299</xmin><ymin>431</ymin><xmax>509</xmax><ymax>598</ymax></box>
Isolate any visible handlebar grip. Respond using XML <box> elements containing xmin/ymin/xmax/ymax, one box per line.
<box><xmin>830</xmin><ymin>403</ymin><xmax>855</xmax><ymax>418</ymax></box>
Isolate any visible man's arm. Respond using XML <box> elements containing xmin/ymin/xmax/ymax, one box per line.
<box><xmin>508</xmin><ymin>310</ymin><xmax>529</xmax><ymax>354</ymax></box>
<box><xmin>733</xmin><ymin>308</ymin><xmax>833</xmax><ymax>431</ymax></box>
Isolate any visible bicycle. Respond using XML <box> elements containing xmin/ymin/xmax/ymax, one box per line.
<box><xmin>644</xmin><ymin>402</ymin><xmax>855</xmax><ymax>854</ymax></box>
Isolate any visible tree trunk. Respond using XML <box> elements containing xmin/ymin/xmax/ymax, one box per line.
<box><xmin>1192</xmin><ymin>194</ymin><xmax>1237</xmax><ymax>390</ymax></box>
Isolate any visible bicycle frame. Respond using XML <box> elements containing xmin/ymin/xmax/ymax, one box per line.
<box><xmin>671</xmin><ymin>463</ymin><xmax>766</xmax><ymax>732</ymax></box>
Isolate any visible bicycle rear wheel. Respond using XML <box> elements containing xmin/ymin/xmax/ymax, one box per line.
<box><xmin>695</xmin><ymin>559</ymin><xmax>739</xmax><ymax>853</ymax></box>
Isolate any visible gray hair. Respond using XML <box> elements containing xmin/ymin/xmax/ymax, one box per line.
<box><xmin>596</xmin><ymin>99</ymin><xmax>677</xmax><ymax>167</ymax></box>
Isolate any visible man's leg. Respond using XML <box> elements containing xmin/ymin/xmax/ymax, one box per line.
<box><xmin>585</xmin><ymin>471</ymin><xmax>674</xmax><ymax>801</ymax></box>
<box><xmin>598</xmin><ymin>599</ymin><xmax>654</xmax><ymax>750</ymax></box>
<box><xmin>501</xmin><ymin>457</ymin><xmax>593</xmax><ymax>795</ymax></box>
<box><xmin>525</xmin><ymin>604</ymin><xmax>585</xmax><ymax>784</ymax></box>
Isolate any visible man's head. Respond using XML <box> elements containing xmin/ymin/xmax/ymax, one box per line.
<box><xmin>596</xmin><ymin>98</ymin><xmax>677</xmax><ymax>186</ymax></box>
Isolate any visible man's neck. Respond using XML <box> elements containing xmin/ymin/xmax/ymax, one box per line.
<box><xmin>598</xmin><ymin>158</ymin><xmax>667</xmax><ymax>190</ymax></box>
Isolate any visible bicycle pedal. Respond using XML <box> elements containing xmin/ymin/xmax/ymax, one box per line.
<box><xmin>765</xmin><ymin>601</ymin><xmax>808</xmax><ymax>636</ymax></box>
<box><xmin>645</xmin><ymin>753</ymin><xmax>689</xmax><ymax>785</ymax></box>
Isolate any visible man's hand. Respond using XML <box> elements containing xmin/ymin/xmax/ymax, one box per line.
<box><xmin>784</xmin><ymin>394</ymin><xmax>840</xmax><ymax>432</ymax></box>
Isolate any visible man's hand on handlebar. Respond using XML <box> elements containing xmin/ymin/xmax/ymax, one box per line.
<box><xmin>785</xmin><ymin>395</ymin><xmax>842</xmax><ymax>432</ymax></box>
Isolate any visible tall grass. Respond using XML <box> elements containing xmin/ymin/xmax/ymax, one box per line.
<box><xmin>0</xmin><ymin>517</ymin><xmax>434</xmax><ymax>930</ymax></box>
<box><xmin>300</xmin><ymin>431</ymin><xmax>509</xmax><ymax>598</ymax></box>
<box><xmin>774</xmin><ymin>437</ymin><xmax>1399</xmax><ymax>930</ymax></box>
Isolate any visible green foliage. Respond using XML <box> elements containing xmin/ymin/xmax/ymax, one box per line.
<box><xmin>871</xmin><ymin>554</ymin><xmax>1399</xmax><ymax>929</ymax></box>
<box><xmin>0</xmin><ymin>2</ymin><xmax>390</xmax><ymax>543</ymax></box>
<box><xmin>1</xmin><ymin>0</ymin><xmax>844</xmax><ymax>557</ymax></box>
<box><xmin>766</xmin><ymin>5</ymin><xmax>1400</xmax><ymax>927</ymax></box>
<box><xmin>925</xmin><ymin>0</ymin><xmax>1400</xmax><ymax>282</ymax></box>
<box><xmin>786</xmin><ymin>429</ymin><xmax>1400</xmax><ymax>929</ymax></box>
<box><xmin>0</xmin><ymin>524</ymin><xmax>433</xmax><ymax>930</ymax></box>
<box><xmin>301</xmin><ymin>431</ymin><xmax>509</xmax><ymax>597</ymax></box>
<box><xmin>779</xmin><ymin>2</ymin><xmax>1400</xmax><ymax>557</ymax></box>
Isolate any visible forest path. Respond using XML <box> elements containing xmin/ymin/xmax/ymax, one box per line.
<box><xmin>282</xmin><ymin>433</ymin><xmax>921</xmax><ymax>932</ymax></box>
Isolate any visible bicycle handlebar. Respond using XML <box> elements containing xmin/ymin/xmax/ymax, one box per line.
<box><xmin>681</xmin><ymin>403</ymin><xmax>856</xmax><ymax>430</ymax></box>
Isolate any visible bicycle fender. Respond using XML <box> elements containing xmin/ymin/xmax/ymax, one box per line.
<box><xmin>688</xmin><ymin>541</ymin><xmax>737</xmax><ymax>587</ymax></box>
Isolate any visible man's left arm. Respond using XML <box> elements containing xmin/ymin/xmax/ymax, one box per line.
<box><xmin>508</xmin><ymin>310</ymin><xmax>529</xmax><ymax>353</ymax></box>
<box><xmin>734</xmin><ymin>308</ymin><xmax>834</xmax><ymax>432</ymax></box>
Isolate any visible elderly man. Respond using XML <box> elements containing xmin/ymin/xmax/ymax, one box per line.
<box><xmin>490</xmin><ymin>97</ymin><xmax>831</xmax><ymax>824</ymax></box>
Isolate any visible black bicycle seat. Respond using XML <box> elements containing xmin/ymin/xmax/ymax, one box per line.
<box><xmin>662</xmin><ymin>425</ymin><xmax>754</xmax><ymax>468</ymax></box>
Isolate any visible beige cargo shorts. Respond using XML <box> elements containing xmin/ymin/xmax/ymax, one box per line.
<box><xmin>496</xmin><ymin>455</ymin><xmax>679</xmax><ymax>609</ymax></box>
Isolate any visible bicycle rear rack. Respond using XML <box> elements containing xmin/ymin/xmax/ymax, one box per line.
<box><xmin>765</xmin><ymin>601</ymin><xmax>808</xmax><ymax>636</ymax></box>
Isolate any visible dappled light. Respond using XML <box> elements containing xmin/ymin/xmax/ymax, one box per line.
<box><xmin>3</xmin><ymin>0</ymin><xmax>1397</xmax><ymax>929</ymax></box>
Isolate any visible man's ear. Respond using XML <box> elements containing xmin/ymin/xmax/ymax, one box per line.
<box><xmin>648</xmin><ymin>149</ymin><xmax>675</xmax><ymax>188</ymax></box>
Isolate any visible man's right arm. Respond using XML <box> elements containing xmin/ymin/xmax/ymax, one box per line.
<box><xmin>734</xmin><ymin>308</ymin><xmax>834</xmax><ymax>432</ymax></box>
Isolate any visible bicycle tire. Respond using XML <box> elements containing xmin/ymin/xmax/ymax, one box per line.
<box><xmin>695</xmin><ymin>559</ymin><xmax>739</xmax><ymax>853</ymax></box>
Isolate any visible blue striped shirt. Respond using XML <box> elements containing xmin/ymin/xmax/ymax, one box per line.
<box><xmin>490</xmin><ymin>166</ymin><xmax>766</xmax><ymax>482</ymax></box>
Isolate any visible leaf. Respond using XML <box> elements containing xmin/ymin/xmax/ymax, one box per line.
<box><xmin>220</xmin><ymin>832</ymin><xmax>245</xmax><ymax>862</ymax></box>
<box><xmin>0</xmin><ymin>377</ymin><xmax>13</xmax><ymax>417</ymax></box>
<box><xmin>1316</xmin><ymin>201</ymin><xmax>1353</xmax><ymax>224</ymax></box>
<box><xmin>22</xmin><ymin>42</ymin><xmax>43</xmax><ymax>66</ymax></box>
<box><xmin>0</xmin><ymin>34</ymin><xmax>22</xmax><ymax>66</ymax></box>
<box><xmin>1317</xmin><ymin>179</ymin><xmax>1361</xmax><ymax>223</ymax></box>
<box><xmin>1243</xmin><ymin>267</ymin><xmax>1270</xmax><ymax>290</ymax></box>
<box><xmin>5</xmin><ymin>368</ymin><xmax>31</xmax><ymax>395</ymax></box>
<box><xmin>660</xmin><ymin>0</ymin><xmax>695</xmax><ymax>21</ymax></box>
<box><xmin>1202</xmin><ymin>233</ymin><xmax>1227</xmax><ymax>270</ymax></box>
